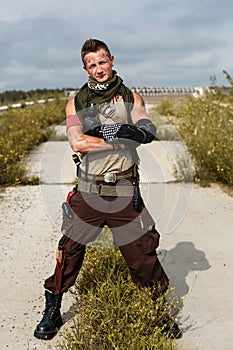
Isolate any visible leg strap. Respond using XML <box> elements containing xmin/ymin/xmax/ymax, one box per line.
<box><xmin>55</xmin><ymin>248</ymin><xmax>66</xmax><ymax>293</ymax></box>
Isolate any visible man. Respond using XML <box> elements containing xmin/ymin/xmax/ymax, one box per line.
<box><xmin>34</xmin><ymin>38</ymin><xmax>181</xmax><ymax>340</ymax></box>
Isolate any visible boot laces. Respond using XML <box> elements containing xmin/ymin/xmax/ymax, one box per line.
<box><xmin>42</xmin><ymin>299</ymin><xmax>60</xmax><ymax>321</ymax></box>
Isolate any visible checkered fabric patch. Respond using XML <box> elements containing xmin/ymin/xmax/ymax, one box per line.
<box><xmin>101</xmin><ymin>124</ymin><xmax>121</xmax><ymax>142</ymax></box>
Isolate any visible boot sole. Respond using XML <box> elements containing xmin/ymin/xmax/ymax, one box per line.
<box><xmin>34</xmin><ymin>329</ymin><xmax>58</xmax><ymax>340</ymax></box>
<box><xmin>34</xmin><ymin>319</ymin><xmax>63</xmax><ymax>340</ymax></box>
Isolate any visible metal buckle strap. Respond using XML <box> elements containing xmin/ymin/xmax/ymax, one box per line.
<box><xmin>103</xmin><ymin>173</ymin><xmax>117</xmax><ymax>183</ymax></box>
<box><xmin>98</xmin><ymin>184</ymin><xmax>118</xmax><ymax>196</ymax></box>
<box><xmin>98</xmin><ymin>184</ymin><xmax>134</xmax><ymax>196</ymax></box>
<box><xmin>76</xmin><ymin>181</ymin><xmax>93</xmax><ymax>193</ymax></box>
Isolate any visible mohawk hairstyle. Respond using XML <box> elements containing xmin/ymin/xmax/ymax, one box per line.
<box><xmin>81</xmin><ymin>38</ymin><xmax>111</xmax><ymax>65</ymax></box>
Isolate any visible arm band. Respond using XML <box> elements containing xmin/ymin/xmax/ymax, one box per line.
<box><xmin>66</xmin><ymin>114</ymin><xmax>82</xmax><ymax>132</ymax></box>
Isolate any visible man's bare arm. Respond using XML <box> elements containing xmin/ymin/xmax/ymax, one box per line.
<box><xmin>66</xmin><ymin>98</ymin><xmax>118</xmax><ymax>153</ymax></box>
<box><xmin>130</xmin><ymin>92</ymin><xmax>151</xmax><ymax>124</ymax></box>
<box><xmin>67</xmin><ymin>125</ymin><xmax>115</xmax><ymax>153</ymax></box>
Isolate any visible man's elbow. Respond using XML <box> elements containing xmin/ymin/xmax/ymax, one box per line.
<box><xmin>68</xmin><ymin>133</ymin><xmax>85</xmax><ymax>153</ymax></box>
<box><xmin>71</xmin><ymin>146</ymin><xmax>78</xmax><ymax>153</ymax></box>
<box><xmin>71</xmin><ymin>142</ymin><xmax>80</xmax><ymax>153</ymax></box>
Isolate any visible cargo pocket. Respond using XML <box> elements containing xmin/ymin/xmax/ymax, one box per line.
<box><xmin>60</xmin><ymin>201</ymin><xmax>81</xmax><ymax>241</ymax></box>
<box><xmin>139</xmin><ymin>225</ymin><xmax>160</xmax><ymax>255</ymax></box>
<box><xmin>61</xmin><ymin>215</ymin><xmax>73</xmax><ymax>238</ymax></box>
<box><xmin>60</xmin><ymin>206</ymin><xmax>99</xmax><ymax>245</ymax></box>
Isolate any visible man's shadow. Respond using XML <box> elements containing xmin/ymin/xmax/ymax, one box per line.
<box><xmin>158</xmin><ymin>241</ymin><xmax>211</xmax><ymax>331</ymax></box>
<box><xmin>159</xmin><ymin>241</ymin><xmax>211</xmax><ymax>297</ymax></box>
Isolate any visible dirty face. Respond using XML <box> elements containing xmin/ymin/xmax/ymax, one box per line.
<box><xmin>83</xmin><ymin>48</ymin><xmax>115</xmax><ymax>83</ymax></box>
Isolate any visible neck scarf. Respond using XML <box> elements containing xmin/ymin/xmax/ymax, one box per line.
<box><xmin>74</xmin><ymin>71</ymin><xmax>134</xmax><ymax>112</ymax></box>
<box><xmin>87</xmin><ymin>70</ymin><xmax>118</xmax><ymax>92</ymax></box>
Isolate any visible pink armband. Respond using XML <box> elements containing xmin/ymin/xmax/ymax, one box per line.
<box><xmin>66</xmin><ymin>114</ymin><xmax>82</xmax><ymax>131</ymax></box>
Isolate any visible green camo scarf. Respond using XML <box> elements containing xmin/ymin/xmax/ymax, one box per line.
<box><xmin>74</xmin><ymin>71</ymin><xmax>134</xmax><ymax>113</ymax></box>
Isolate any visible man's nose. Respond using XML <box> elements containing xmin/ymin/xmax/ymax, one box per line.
<box><xmin>96</xmin><ymin>65</ymin><xmax>103</xmax><ymax>73</ymax></box>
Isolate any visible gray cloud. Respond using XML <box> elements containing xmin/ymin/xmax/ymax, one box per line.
<box><xmin>0</xmin><ymin>0</ymin><xmax>233</xmax><ymax>91</ymax></box>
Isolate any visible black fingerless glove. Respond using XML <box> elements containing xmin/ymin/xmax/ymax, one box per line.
<box><xmin>85</xmin><ymin>119</ymin><xmax>156</xmax><ymax>145</ymax></box>
<box><xmin>117</xmin><ymin>119</ymin><xmax>156</xmax><ymax>144</ymax></box>
<box><xmin>85</xmin><ymin>125</ymin><xmax>102</xmax><ymax>137</ymax></box>
<box><xmin>86</xmin><ymin>124</ymin><xmax>121</xmax><ymax>142</ymax></box>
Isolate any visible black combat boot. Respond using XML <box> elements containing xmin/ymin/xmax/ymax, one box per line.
<box><xmin>162</xmin><ymin>319</ymin><xmax>182</xmax><ymax>339</ymax></box>
<box><xmin>152</xmin><ymin>294</ymin><xmax>182</xmax><ymax>339</ymax></box>
<box><xmin>34</xmin><ymin>290</ymin><xmax>63</xmax><ymax>340</ymax></box>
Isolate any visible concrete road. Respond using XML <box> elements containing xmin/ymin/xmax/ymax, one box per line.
<box><xmin>1</xmin><ymin>130</ymin><xmax>233</xmax><ymax>350</ymax></box>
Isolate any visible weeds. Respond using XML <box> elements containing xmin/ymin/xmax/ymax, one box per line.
<box><xmin>59</xmin><ymin>248</ymin><xmax>179</xmax><ymax>350</ymax></box>
<box><xmin>149</xmin><ymin>110</ymin><xmax>181</xmax><ymax>141</ymax></box>
<box><xmin>154</xmin><ymin>91</ymin><xmax>233</xmax><ymax>187</ymax></box>
<box><xmin>177</xmin><ymin>94</ymin><xmax>233</xmax><ymax>186</ymax></box>
<box><xmin>0</xmin><ymin>98</ymin><xmax>66</xmax><ymax>185</ymax></box>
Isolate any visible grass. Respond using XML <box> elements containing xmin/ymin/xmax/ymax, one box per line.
<box><xmin>152</xmin><ymin>92</ymin><xmax>233</xmax><ymax>187</ymax></box>
<box><xmin>0</xmin><ymin>98</ymin><xmax>66</xmax><ymax>185</ymax></box>
<box><xmin>59</xmin><ymin>247</ymin><xmax>180</xmax><ymax>350</ymax></box>
<box><xmin>178</xmin><ymin>94</ymin><xmax>233</xmax><ymax>186</ymax></box>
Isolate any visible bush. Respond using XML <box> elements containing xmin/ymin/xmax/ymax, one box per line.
<box><xmin>149</xmin><ymin>110</ymin><xmax>181</xmax><ymax>141</ymax></box>
<box><xmin>0</xmin><ymin>99</ymin><xmax>66</xmax><ymax>185</ymax></box>
<box><xmin>59</xmin><ymin>248</ymin><xmax>179</xmax><ymax>350</ymax></box>
<box><xmin>155</xmin><ymin>97</ymin><xmax>180</xmax><ymax>117</ymax></box>
<box><xmin>153</xmin><ymin>91</ymin><xmax>233</xmax><ymax>187</ymax></box>
<box><xmin>177</xmin><ymin>94</ymin><xmax>233</xmax><ymax>186</ymax></box>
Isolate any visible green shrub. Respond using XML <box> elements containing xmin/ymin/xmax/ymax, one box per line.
<box><xmin>149</xmin><ymin>110</ymin><xmax>180</xmax><ymax>141</ymax></box>
<box><xmin>59</xmin><ymin>248</ymin><xmax>179</xmax><ymax>350</ymax></box>
<box><xmin>153</xmin><ymin>96</ymin><xmax>186</xmax><ymax>118</ymax></box>
<box><xmin>0</xmin><ymin>99</ymin><xmax>66</xmax><ymax>185</ymax></box>
<box><xmin>154</xmin><ymin>97</ymin><xmax>177</xmax><ymax>117</ymax></box>
<box><xmin>177</xmin><ymin>94</ymin><xmax>233</xmax><ymax>186</ymax></box>
<box><xmin>151</xmin><ymin>91</ymin><xmax>233</xmax><ymax>187</ymax></box>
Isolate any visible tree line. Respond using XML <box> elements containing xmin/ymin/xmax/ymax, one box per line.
<box><xmin>0</xmin><ymin>88</ymin><xmax>72</xmax><ymax>104</ymax></box>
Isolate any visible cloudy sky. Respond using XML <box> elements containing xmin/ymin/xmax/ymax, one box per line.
<box><xmin>0</xmin><ymin>0</ymin><xmax>232</xmax><ymax>92</ymax></box>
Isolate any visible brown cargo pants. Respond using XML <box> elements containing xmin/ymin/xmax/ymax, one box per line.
<box><xmin>44</xmin><ymin>189</ymin><xmax>169</xmax><ymax>296</ymax></box>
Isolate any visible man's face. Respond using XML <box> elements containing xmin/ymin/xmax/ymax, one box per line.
<box><xmin>83</xmin><ymin>48</ymin><xmax>114</xmax><ymax>83</ymax></box>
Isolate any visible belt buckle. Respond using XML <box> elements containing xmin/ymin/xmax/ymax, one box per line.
<box><xmin>104</xmin><ymin>173</ymin><xmax>117</xmax><ymax>183</ymax></box>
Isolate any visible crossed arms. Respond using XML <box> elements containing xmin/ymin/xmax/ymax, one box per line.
<box><xmin>66</xmin><ymin>92</ymin><xmax>155</xmax><ymax>154</ymax></box>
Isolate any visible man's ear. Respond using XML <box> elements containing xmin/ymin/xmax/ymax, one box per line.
<box><xmin>111</xmin><ymin>55</ymin><xmax>115</xmax><ymax>66</ymax></box>
<box><xmin>83</xmin><ymin>65</ymin><xmax>87</xmax><ymax>72</ymax></box>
